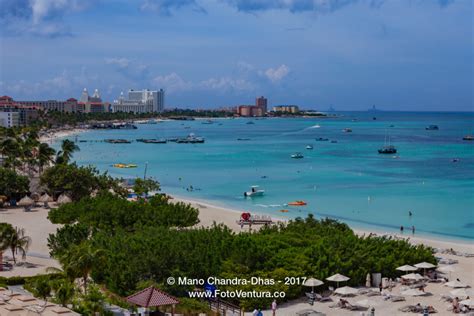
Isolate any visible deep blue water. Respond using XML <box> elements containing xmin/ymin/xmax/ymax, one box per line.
<box><xmin>58</xmin><ymin>111</ymin><xmax>474</xmax><ymax>241</ymax></box>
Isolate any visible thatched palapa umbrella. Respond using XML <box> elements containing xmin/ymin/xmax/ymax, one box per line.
<box><xmin>18</xmin><ymin>196</ymin><xmax>34</xmax><ymax>206</ymax></box>
<box><xmin>57</xmin><ymin>194</ymin><xmax>72</xmax><ymax>205</ymax></box>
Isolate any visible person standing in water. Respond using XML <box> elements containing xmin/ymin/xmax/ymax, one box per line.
<box><xmin>412</xmin><ymin>225</ymin><xmax>416</xmax><ymax>234</ymax></box>
<box><xmin>400</xmin><ymin>225</ymin><xmax>404</xmax><ymax>233</ymax></box>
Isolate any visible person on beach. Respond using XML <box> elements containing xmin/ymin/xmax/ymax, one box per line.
<box><xmin>272</xmin><ymin>300</ymin><xmax>277</xmax><ymax>316</ymax></box>
<box><xmin>379</xmin><ymin>282</ymin><xmax>383</xmax><ymax>293</ymax></box>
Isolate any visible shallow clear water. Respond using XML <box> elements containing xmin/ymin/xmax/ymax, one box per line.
<box><xmin>61</xmin><ymin>111</ymin><xmax>474</xmax><ymax>241</ymax></box>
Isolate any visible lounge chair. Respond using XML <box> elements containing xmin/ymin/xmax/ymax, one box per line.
<box><xmin>390</xmin><ymin>295</ymin><xmax>406</xmax><ymax>302</ymax></box>
<box><xmin>315</xmin><ymin>293</ymin><xmax>332</xmax><ymax>302</ymax></box>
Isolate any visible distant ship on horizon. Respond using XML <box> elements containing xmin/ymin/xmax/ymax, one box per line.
<box><xmin>368</xmin><ymin>105</ymin><xmax>382</xmax><ymax>112</ymax></box>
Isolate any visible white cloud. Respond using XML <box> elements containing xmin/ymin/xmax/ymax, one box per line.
<box><xmin>152</xmin><ymin>73</ymin><xmax>193</xmax><ymax>93</ymax></box>
<box><xmin>199</xmin><ymin>77</ymin><xmax>255</xmax><ymax>92</ymax></box>
<box><xmin>105</xmin><ymin>57</ymin><xmax>151</xmax><ymax>80</ymax></box>
<box><xmin>1</xmin><ymin>0</ymin><xmax>94</xmax><ymax>37</ymax></box>
<box><xmin>262</xmin><ymin>64</ymin><xmax>290</xmax><ymax>83</ymax></box>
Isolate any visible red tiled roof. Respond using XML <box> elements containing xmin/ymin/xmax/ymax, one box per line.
<box><xmin>126</xmin><ymin>286</ymin><xmax>179</xmax><ymax>307</ymax></box>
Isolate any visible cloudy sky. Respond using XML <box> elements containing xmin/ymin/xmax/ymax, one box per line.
<box><xmin>0</xmin><ymin>0</ymin><xmax>472</xmax><ymax>111</ymax></box>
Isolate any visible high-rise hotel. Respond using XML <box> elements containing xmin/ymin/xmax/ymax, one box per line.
<box><xmin>112</xmin><ymin>89</ymin><xmax>164</xmax><ymax>113</ymax></box>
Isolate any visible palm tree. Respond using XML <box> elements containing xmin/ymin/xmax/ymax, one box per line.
<box><xmin>51</xmin><ymin>278</ymin><xmax>75</xmax><ymax>307</ymax></box>
<box><xmin>56</xmin><ymin>139</ymin><xmax>80</xmax><ymax>164</ymax></box>
<box><xmin>0</xmin><ymin>223</ymin><xmax>15</xmax><ymax>269</ymax></box>
<box><xmin>37</xmin><ymin>143</ymin><xmax>56</xmax><ymax>174</ymax></box>
<box><xmin>7</xmin><ymin>227</ymin><xmax>32</xmax><ymax>264</ymax></box>
<box><xmin>59</xmin><ymin>242</ymin><xmax>105</xmax><ymax>294</ymax></box>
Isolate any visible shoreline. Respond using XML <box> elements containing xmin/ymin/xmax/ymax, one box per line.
<box><xmin>172</xmin><ymin>194</ymin><xmax>474</xmax><ymax>253</ymax></box>
<box><xmin>41</xmin><ymin>126</ymin><xmax>474</xmax><ymax>248</ymax></box>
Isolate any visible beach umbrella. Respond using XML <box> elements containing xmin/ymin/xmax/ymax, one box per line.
<box><xmin>414</xmin><ymin>262</ymin><xmax>436</xmax><ymax>269</ymax></box>
<box><xmin>57</xmin><ymin>194</ymin><xmax>72</xmax><ymax>205</ymax></box>
<box><xmin>17</xmin><ymin>196</ymin><xmax>34</xmax><ymax>206</ymax></box>
<box><xmin>39</xmin><ymin>193</ymin><xmax>53</xmax><ymax>203</ymax></box>
<box><xmin>445</xmin><ymin>280</ymin><xmax>469</xmax><ymax>288</ymax></box>
<box><xmin>459</xmin><ymin>299</ymin><xmax>474</xmax><ymax>308</ymax></box>
<box><xmin>334</xmin><ymin>286</ymin><xmax>358</xmax><ymax>296</ymax></box>
<box><xmin>401</xmin><ymin>273</ymin><xmax>424</xmax><ymax>281</ymax></box>
<box><xmin>326</xmin><ymin>274</ymin><xmax>350</xmax><ymax>288</ymax></box>
<box><xmin>303</xmin><ymin>278</ymin><xmax>324</xmax><ymax>293</ymax></box>
<box><xmin>401</xmin><ymin>289</ymin><xmax>429</xmax><ymax>297</ymax></box>
<box><xmin>365</xmin><ymin>273</ymin><xmax>371</xmax><ymax>288</ymax></box>
<box><xmin>396</xmin><ymin>265</ymin><xmax>417</xmax><ymax>272</ymax></box>
<box><xmin>450</xmin><ymin>288</ymin><xmax>474</xmax><ymax>299</ymax></box>
<box><xmin>414</xmin><ymin>262</ymin><xmax>437</xmax><ymax>275</ymax></box>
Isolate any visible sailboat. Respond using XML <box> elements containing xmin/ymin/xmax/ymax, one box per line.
<box><xmin>378</xmin><ymin>133</ymin><xmax>397</xmax><ymax>154</ymax></box>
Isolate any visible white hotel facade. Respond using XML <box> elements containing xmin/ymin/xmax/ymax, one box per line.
<box><xmin>112</xmin><ymin>89</ymin><xmax>165</xmax><ymax>113</ymax></box>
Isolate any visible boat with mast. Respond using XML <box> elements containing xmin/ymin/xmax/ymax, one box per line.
<box><xmin>378</xmin><ymin>132</ymin><xmax>397</xmax><ymax>154</ymax></box>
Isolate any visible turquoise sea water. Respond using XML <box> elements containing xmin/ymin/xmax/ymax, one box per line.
<box><xmin>61</xmin><ymin>112</ymin><xmax>474</xmax><ymax>241</ymax></box>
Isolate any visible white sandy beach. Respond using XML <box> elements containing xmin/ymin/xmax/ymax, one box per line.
<box><xmin>0</xmin><ymin>196</ymin><xmax>472</xmax><ymax>315</ymax></box>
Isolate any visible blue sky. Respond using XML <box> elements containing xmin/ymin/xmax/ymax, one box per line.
<box><xmin>0</xmin><ymin>0</ymin><xmax>472</xmax><ymax>111</ymax></box>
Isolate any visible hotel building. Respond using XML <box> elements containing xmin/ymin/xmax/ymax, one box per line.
<box><xmin>112</xmin><ymin>89</ymin><xmax>165</xmax><ymax>113</ymax></box>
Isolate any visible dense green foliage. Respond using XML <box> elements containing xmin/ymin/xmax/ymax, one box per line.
<box><xmin>133</xmin><ymin>178</ymin><xmax>160</xmax><ymax>196</ymax></box>
<box><xmin>48</xmin><ymin>193</ymin><xmax>199</xmax><ymax>230</ymax></box>
<box><xmin>48</xmin><ymin>194</ymin><xmax>435</xmax><ymax>311</ymax></box>
<box><xmin>0</xmin><ymin>168</ymin><xmax>29</xmax><ymax>200</ymax></box>
<box><xmin>40</xmin><ymin>163</ymin><xmax>124</xmax><ymax>201</ymax></box>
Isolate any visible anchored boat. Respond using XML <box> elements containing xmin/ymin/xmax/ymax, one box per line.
<box><xmin>244</xmin><ymin>185</ymin><xmax>265</xmax><ymax>197</ymax></box>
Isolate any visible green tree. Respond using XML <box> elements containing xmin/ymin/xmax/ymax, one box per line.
<box><xmin>0</xmin><ymin>223</ymin><xmax>15</xmax><ymax>266</ymax></box>
<box><xmin>41</xmin><ymin>163</ymin><xmax>120</xmax><ymax>201</ymax></box>
<box><xmin>56</xmin><ymin>139</ymin><xmax>80</xmax><ymax>164</ymax></box>
<box><xmin>28</xmin><ymin>275</ymin><xmax>52</xmax><ymax>301</ymax></box>
<box><xmin>37</xmin><ymin>143</ymin><xmax>56</xmax><ymax>174</ymax></box>
<box><xmin>6</xmin><ymin>226</ymin><xmax>32</xmax><ymax>264</ymax></box>
<box><xmin>0</xmin><ymin>168</ymin><xmax>29</xmax><ymax>200</ymax></box>
<box><xmin>51</xmin><ymin>278</ymin><xmax>75</xmax><ymax>307</ymax></box>
<box><xmin>133</xmin><ymin>178</ymin><xmax>160</xmax><ymax>196</ymax></box>
<box><xmin>58</xmin><ymin>242</ymin><xmax>106</xmax><ymax>294</ymax></box>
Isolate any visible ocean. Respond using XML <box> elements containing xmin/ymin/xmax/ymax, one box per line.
<box><xmin>59</xmin><ymin>111</ymin><xmax>474</xmax><ymax>241</ymax></box>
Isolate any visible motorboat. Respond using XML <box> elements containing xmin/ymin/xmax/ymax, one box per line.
<box><xmin>244</xmin><ymin>185</ymin><xmax>265</xmax><ymax>197</ymax></box>
<box><xmin>342</xmin><ymin>128</ymin><xmax>352</xmax><ymax>133</ymax></box>
<box><xmin>291</xmin><ymin>153</ymin><xmax>304</xmax><ymax>159</ymax></box>
<box><xmin>105</xmin><ymin>139</ymin><xmax>131</xmax><ymax>144</ymax></box>
<box><xmin>315</xmin><ymin>137</ymin><xmax>329</xmax><ymax>141</ymax></box>
<box><xmin>426</xmin><ymin>125</ymin><xmax>439</xmax><ymax>130</ymax></box>
<box><xmin>176</xmin><ymin>133</ymin><xmax>205</xmax><ymax>143</ymax></box>
<box><xmin>306</xmin><ymin>145</ymin><xmax>313</xmax><ymax>150</ymax></box>
<box><xmin>463</xmin><ymin>135</ymin><xmax>474</xmax><ymax>141</ymax></box>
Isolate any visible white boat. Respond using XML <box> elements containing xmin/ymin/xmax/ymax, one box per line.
<box><xmin>244</xmin><ymin>185</ymin><xmax>265</xmax><ymax>197</ymax></box>
<box><xmin>306</xmin><ymin>145</ymin><xmax>313</xmax><ymax>150</ymax></box>
<box><xmin>342</xmin><ymin>128</ymin><xmax>352</xmax><ymax>133</ymax></box>
<box><xmin>291</xmin><ymin>153</ymin><xmax>304</xmax><ymax>159</ymax></box>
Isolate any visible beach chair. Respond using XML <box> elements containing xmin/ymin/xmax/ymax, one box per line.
<box><xmin>315</xmin><ymin>293</ymin><xmax>332</xmax><ymax>302</ymax></box>
<box><xmin>390</xmin><ymin>295</ymin><xmax>406</xmax><ymax>302</ymax></box>
<box><xmin>306</xmin><ymin>292</ymin><xmax>316</xmax><ymax>305</ymax></box>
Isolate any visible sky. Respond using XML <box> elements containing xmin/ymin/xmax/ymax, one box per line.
<box><xmin>0</xmin><ymin>0</ymin><xmax>472</xmax><ymax>111</ymax></box>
